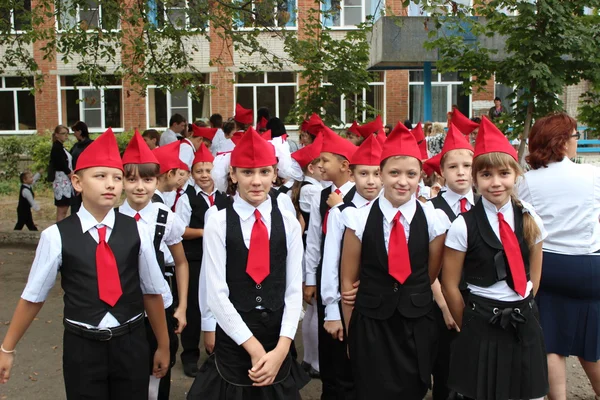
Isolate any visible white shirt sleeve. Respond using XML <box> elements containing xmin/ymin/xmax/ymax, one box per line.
<box><xmin>179</xmin><ymin>144</ymin><xmax>195</xmax><ymax>170</ymax></box>
<box><xmin>321</xmin><ymin>207</ymin><xmax>343</xmax><ymax>321</ymax></box>
<box><xmin>210</xmin><ymin>129</ymin><xmax>226</xmax><ymax>156</ymax></box>
<box><xmin>31</xmin><ymin>172</ymin><xmax>41</xmax><ymax>185</ymax></box>
<box><xmin>276</xmin><ymin>193</ymin><xmax>297</xmax><ymax>216</ymax></box>
<box><xmin>445</xmin><ymin>215</ymin><xmax>468</xmax><ymax>252</ymax></box>
<box><xmin>21</xmin><ymin>225</ymin><xmax>62</xmax><ymax>303</ymax></box>
<box><xmin>22</xmin><ymin>188</ymin><xmax>40</xmax><ymax>211</ymax></box>
<box><xmin>137</xmin><ymin>224</ymin><xmax>171</xmax><ymax>295</ymax></box>
<box><xmin>425</xmin><ymin>205</ymin><xmax>452</xmax><ymax>241</ymax></box>
<box><xmin>164</xmin><ymin>210</ymin><xmax>185</xmax><ymax>246</ymax></box>
<box><xmin>174</xmin><ymin>194</ymin><xmax>192</xmax><ymax>228</ymax></box>
<box><xmin>299</xmin><ymin>184</ymin><xmax>320</xmax><ymax>213</ymax></box>
<box><xmin>280</xmin><ymin>211</ymin><xmax>304</xmax><ymax>339</ymax></box>
<box><xmin>304</xmin><ymin>191</ymin><xmax>323</xmax><ymax>285</ymax></box>
<box><xmin>199</xmin><ymin>257</ymin><xmax>216</xmax><ymax>331</ymax></box>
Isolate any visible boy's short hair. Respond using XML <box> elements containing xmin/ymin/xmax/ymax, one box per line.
<box><xmin>210</xmin><ymin>113</ymin><xmax>223</xmax><ymax>128</ymax></box>
<box><xmin>124</xmin><ymin>163</ymin><xmax>160</xmax><ymax>179</ymax></box>
<box><xmin>142</xmin><ymin>129</ymin><xmax>161</xmax><ymax>143</ymax></box>
<box><xmin>169</xmin><ymin>113</ymin><xmax>186</xmax><ymax>127</ymax></box>
<box><xmin>440</xmin><ymin>149</ymin><xmax>474</xmax><ymax>170</ymax></box>
<box><xmin>19</xmin><ymin>171</ymin><xmax>31</xmax><ymax>183</ymax></box>
<box><xmin>223</xmin><ymin>120</ymin><xmax>236</xmax><ymax>135</ymax></box>
<box><xmin>333</xmin><ymin>154</ymin><xmax>349</xmax><ymax>163</ymax></box>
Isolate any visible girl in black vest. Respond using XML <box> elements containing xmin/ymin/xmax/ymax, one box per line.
<box><xmin>175</xmin><ymin>143</ymin><xmax>229</xmax><ymax>376</ymax></box>
<box><xmin>340</xmin><ymin>122</ymin><xmax>451</xmax><ymax>399</ymax></box>
<box><xmin>187</xmin><ymin>128</ymin><xmax>309</xmax><ymax>400</ymax></box>
<box><xmin>443</xmin><ymin>117</ymin><xmax>548</xmax><ymax>400</ymax></box>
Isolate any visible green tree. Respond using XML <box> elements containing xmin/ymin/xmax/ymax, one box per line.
<box><xmin>406</xmin><ymin>0</ymin><xmax>600</xmax><ymax>160</ymax></box>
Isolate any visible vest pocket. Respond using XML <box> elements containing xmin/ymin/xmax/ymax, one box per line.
<box><xmin>356</xmin><ymin>293</ymin><xmax>381</xmax><ymax>309</ymax></box>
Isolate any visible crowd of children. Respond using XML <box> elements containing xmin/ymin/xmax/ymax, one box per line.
<box><xmin>2</xmin><ymin>103</ymin><xmax>586</xmax><ymax>400</ymax></box>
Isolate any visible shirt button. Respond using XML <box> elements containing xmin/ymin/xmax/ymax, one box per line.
<box><xmin>256</xmin><ymin>296</ymin><xmax>262</xmax><ymax>303</ymax></box>
<box><xmin>256</xmin><ymin>284</ymin><xmax>262</xmax><ymax>290</ymax></box>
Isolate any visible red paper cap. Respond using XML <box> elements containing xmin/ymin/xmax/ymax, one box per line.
<box><xmin>75</xmin><ymin>127</ymin><xmax>123</xmax><ymax>172</ymax></box>
<box><xmin>376</xmin><ymin>132</ymin><xmax>387</xmax><ymax>146</ymax></box>
<box><xmin>234</xmin><ymin>103</ymin><xmax>253</xmax><ymax>125</ymax></box>
<box><xmin>179</xmin><ymin>161</ymin><xmax>190</xmax><ymax>172</ymax></box>
<box><xmin>381</xmin><ymin>122</ymin><xmax>422</xmax><ymax>162</ymax></box>
<box><xmin>356</xmin><ymin>115</ymin><xmax>384</xmax><ymax>139</ymax></box>
<box><xmin>440</xmin><ymin>123</ymin><xmax>474</xmax><ymax>159</ymax></box>
<box><xmin>474</xmin><ymin>116</ymin><xmax>517</xmax><ymax>161</ymax></box>
<box><xmin>231</xmin><ymin>127</ymin><xmax>277</xmax><ymax>168</ymax></box>
<box><xmin>191</xmin><ymin>125</ymin><xmax>217</xmax><ymax>141</ymax></box>
<box><xmin>261</xmin><ymin>130</ymin><xmax>272</xmax><ymax>141</ymax></box>
<box><xmin>292</xmin><ymin>134</ymin><xmax>323</xmax><ymax>169</ymax></box>
<box><xmin>305</xmin><ymin>113</ymin><xmax>325</xmax><ymax>136</ymax></box>
<box><xmin>423</xmin><ymin>153</ymin><xmax>442</xmax><ymax>176</ymax></box>
<box><xmin>321</xmin><ymin>127</ymin><xmax>357</xmax><ymax>161</ymax></box>
<box><xmin>410</xmin><ymin>122</ymin><xmax>428</xmax><ymax>160</ymax></box>
<box><xmin>153</xmin><ymin>141</ymin><xmax>181</xmax><ymax>174</ymax></box>
<box><xmin>231</xmin><ymin>130</ymin><xmax>243</xmax><ymax>145</ymax></box>
<box><xmin>451</xmin><ymin>109</ymin><xmax>480</xmax><ymax>135</ymax></box>
<box><xmin>347</xmin><ymin>121</ymin><xmax>360</xmax><ymax>137</ymax></box>
<box><xmin>256</xmin><ymin>116</ymin><xmax>268</xmax><ymax>130</ymax></box>
<box><xmin>350</xmin><ymin>134</ymin><xmax>382</xmax><ymax>166</ymax></box>
<box><xmin>122</xmin><ymin>129</ymin><xmax>159</xmax><ymax>166</ymax></box>
<box><xmin>193</xmin><ymin>143</ymin><xmax>214</xmax><ymax>165</ymax></box>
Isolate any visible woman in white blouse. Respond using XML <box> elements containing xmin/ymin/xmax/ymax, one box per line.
<box><xmin>518</xmin><ymin>112</ymin><xmax>600</xmax><ymax>400</ymax></box>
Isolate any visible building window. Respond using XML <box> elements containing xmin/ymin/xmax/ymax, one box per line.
<box><xmin>236</xmin><ymin>0</ymin><xmax>296</xmax><ymax>28</ymax></box>
<box><xmin>323</xmin><ymin>72</ymin><xmax>385</xmax><ymax>126</ymax></box>
<box><xmin>0</xmin><ymin>77</ymin><xmax>36</xmax><ymax>133</ymax></box>
<box><xmin>407</xmin><ymin>0</ymin><xmax>471</xmax><ymax>16</ymax></box>
<box><xmin>408</xmin><ymin>70</ymin><xmax>470</xmax><ymax>123</ymax></box>
<box><xmin>146</xmin><ymin>74</ymin><xmax>211</xmax><ymax>128</ymax></box>
<box><xmin>234</xmin><ymin>72</ymin><xmax>297</xmax><ymax>125</ymax></box>
<box><xmin>323</xmin><ymin>0</ymin><xmax>383</xmax><ymax>27</ymax></box>
<box><xmin>59</xmin><ymin>75</ymin><xmax>123</xmax><ymax>131</ymax></box>
<box><xmin>0</xmin><ymin>0</ymin><xmax>31</xmax><ymax>31</ymax></box>
<box><xmin>148</xmin><ymin>0</ymin><xmax>208</xmax><ymax>29</ymax></box>
<box><xmin>57</xmin><ymin>0</ymin><xmax>120</xmax><ymax>31</ymax></box>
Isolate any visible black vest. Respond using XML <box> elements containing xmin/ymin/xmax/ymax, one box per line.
<box><xmin>17</xmin><ymin>185</ymin><xmax>33</xmax><ymax>215</ymax></box>
<box><xmin>319</xmin><ymin>185</ymin><xmax>357</xmax><ymax>242</ymax></box>
<box><xmin>151</xmin><ymin>193</ymin><xmax>164</xmax><ymax>204</ymax></box>
<box><xmin>299</xmin><ymin>181</ymin><xmax>313</xmax><ymax>238</ymax></box>
<box><xmin>430</xmin><ymin>191</ymin><xmax>481</xmax><ymax>222</ymax></box>
<box><xmin>183</xmin><ymin>190</ymin><xmax>229</xmax><ymax>261</ymax></box>
<box><xmin>278</xmin><ymin>185</ymin><xmax>291</xmax><ymax>195</ymax></box>
<box><xmin>462</xmin><ymin>200</ymin><xmax>530</xmax><ymax>291</ymax></box>
<box><xmin>57</xmin><ymin>213</ymin><xmax>143</xmax><ymax>326</ymax></box>
<box><xmin>225</xmin><ymin>199</ymin><xmax>287</xmax><ymax>312</ymax></box>
<box><xmin>355</xmin><ymin>199</ymin><xmax>433</xmax><ymax>320</ymax></box>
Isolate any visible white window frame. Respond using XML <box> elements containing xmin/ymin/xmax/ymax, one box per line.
<box><xmin>55</xmin><ymin>0</ymin><xmax>121</xmax><ymax>32</ymax></box>
<box><xmin>236</xmin><ymin>0</ymin><xmax>297</xmax><ymax>30</ymax></box>
<box><xmin>407</xmin><ymin>0</ymin><xmax>472</xmax><ymax>17</ymax></box>
<box><xmin>153</xmin><ymin>0</ymin><xmax>207</xmax><ymax>31</ymax></box>
<box><xmin>234</xmin><ymin>72</ymin><xmax>299</xmax><ymax>129</ymax></box>
<box><xmin>408</xmin><ymin>71</ymin><xmax>472</xmax><ymax>124</ymax></box>
<box><xmin>1</xmin><ymin>1</ymin><xmax>32</xmax><ymax>33</ymax></box>
<box><xmin>324</xmin><ymin>0</ymin><xmax>385</xmax><ymax>29</ymax></box>
<box><xmin>0</xmin><ymin>77</ymin><xmax>36</xmax><ymax>135</ymax></box>
<box><xmin>145</xmin><ymin>83</ymin><xmax>212</xmax><ymax>130</ymax></box>
<box><xmin>57</xmin><ymin>78</ymin><xmax>124</xmax><ymax>132</ymax></box>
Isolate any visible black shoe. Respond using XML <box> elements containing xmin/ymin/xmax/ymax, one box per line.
<box><xmin>183</xmin><ymin>363</ymin><xmax>199</xmax><ymax>377</ymax></box>
<box><xmin>307</xmin><ymin>367</ymin><xmax>320</xmax><ymax>379</ymax></box>
<box><xmin>300</xmin><ymin>361</ymin><xmax>311</xmax><ymax>372</ymax></box>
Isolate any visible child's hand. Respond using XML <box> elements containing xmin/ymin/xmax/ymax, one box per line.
<box><xmin>303</xmin><ymin>285</ymin><xmax>316</xmax><ymax>304</ymax></box>
<box><xmin>152</xmin><ymin>346</ymin><xmax>170</xmax><ymax>379</ymax></box>
<box><xmin>324</xmin><ymin>320</ymin><xmax>344</xmax><ymax>341</ymax></box>
<box><xmin>0</xmin><ymin>352</ymin><xmax>15</xmax><ymax>384</ymax></box>
<box><xmin>442</xmin><ymin>307</ymin><xmax>460</xmax><ymax>332</ymax></box>
<box><xmin>248</xmin><ymin>347</ymin><xmax>287</xmax><ymax>386</ymax></box>
<box><xmin>173</xmin><ymin>307</ymin><xmax>187</xmax><ymax>334</ymax></box>
<box><xmin>326</xmin><ymin>192</ymin><xmax>343</xmax><ymax>208</ymax></box>
<box><xmin>342</xmin><ymin>280</ymin><xmax>360</xmax><ymax>306</ymax></box>
<box><xmin>203</xmin><ymin>331</ymin><xmax>215</xmax><ymax>354</ymax></box>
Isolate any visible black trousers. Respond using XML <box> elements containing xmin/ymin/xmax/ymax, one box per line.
<box><xmin>14</xmin><ymin>209</ymin><xmax>37</xmax><ymax>231</ymax></box>
<box><xmin>63</xmin><ymin>324</ymin><xmax>149</xmax><ymax>400</ymax></box>
<box><xmin>316</xmin><ymin>264</ymin><xmax>356</xmax><ymax>400</ymax></box>
<box><xmin>180</xmin><ymin>259</ymin><xmax>202</xmax><ymax>366</ymax></box>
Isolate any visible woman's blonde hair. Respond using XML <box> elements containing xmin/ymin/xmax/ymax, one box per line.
<box><xmin>472</xmin><ymin>152</ymin><xmax>540</xmax><ymax>248</ymax></box>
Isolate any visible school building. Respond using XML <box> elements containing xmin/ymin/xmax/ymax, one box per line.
<box><xmin>0</xmin><ymin>0</ymin><xmax>590</xmax><ymax>135</ymax></box>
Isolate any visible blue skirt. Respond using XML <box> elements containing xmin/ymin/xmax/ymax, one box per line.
<box><xmin>536</xmin><ymin>251</ymin><xmax>600</xmax><ymax>361</ymax></box>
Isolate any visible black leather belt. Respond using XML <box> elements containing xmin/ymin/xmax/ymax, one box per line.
<box><xmin>63</xmin><ymin>314</ymin><xmax>144</xmax><ymax>341</ymax></box>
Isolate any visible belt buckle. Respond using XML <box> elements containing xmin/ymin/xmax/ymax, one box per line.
<box><xmin>97</xmin><ymin>327</ymin><xmax>113</xmax><ymax>341</ymax></box>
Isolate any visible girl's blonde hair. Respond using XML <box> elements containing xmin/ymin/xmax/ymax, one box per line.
<box><xmin>472</xmin><ymin>152</ymin><xmax>540</xmax><ymax>248</ymax></box>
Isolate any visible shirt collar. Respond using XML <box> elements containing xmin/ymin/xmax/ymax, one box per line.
<box><xmin>482</xmin><ymin>196</ymin><xmax>513</xmax><ymax>215</ymax></box>
<box><xmin>303</xmin><ymin>176</ymin><xmax>320</xmax><ymax>186</ymax></box>
<box><xmin>154</xmin><ymin>189</ymin><xmax>166</xmax><ymax>202</ymax></box>
<box><xmin>233</xmin><ymin>193</ymin><xmax>272</xmax><ymax>221</ymax></box>
<box><xmin>77</xmin><ymin>204</ymin><xmax>115</xmax><ymax>233</ymax></box>
<box><xmin>121</xmin><ymin>200</ymin><xmax>153</xmax><ymax>222</ymax></box>
<box><xmin>22</xmin><ymin>183</ymin><xmax>32</xmax><ymax>188</ymax></box>
<box><xmin>333</xmin><ymin>181</ymin><xmax>355</xmax><ymax>196</ymax></box>
<box><xmin>443</xmin><ymin>187</ymin><xmax>475</xmax><ymax>207</ymax></box>
<box><xmin>379</xmin><ymin>195</ymin><xmax>417</xmax><ymax>224</ymax></box>
<box><xmin>352</xmin><ymin>192</ymin><xmax>373</xmax><ymax>208</ymax></box>
<box><xmin>195</xmin><ymin>184</ymin><xmax>216</xmax><ymax>196</ymax></box>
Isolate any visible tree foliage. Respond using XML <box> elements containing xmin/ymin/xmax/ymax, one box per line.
<box><xmin>407</xmin><ymin>0</ymin><xmax>600</xmax><ymax>158</ymax></box>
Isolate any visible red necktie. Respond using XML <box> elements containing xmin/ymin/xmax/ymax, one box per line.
<box><xmin>246</xmin><ymin>210</ymin><xmax>270</xmax><ymax>284</ymax></box>
<box><xmin>388</xmin><ymin>211</ymin><xmax>412</xmax><ymax>283</ymax></box>
<box><xmin>208</xmin><ymin>194</ymin><xmax>215</xmax><ymax>207</ymax></box>
<box><xmin>134</xmin><ymin>213</ymin><xmax>141</xmax><ymax>222</ymax></box>
<box><xmin>459</xmin><ymin>198</ymin><xmax>468</xmax><ymax>213</ymax></box>
<box><xmin>322</xmin><ymin>189</ymin><xmax>341</xmax><ymax>235</ymax></box>
<box><xmin>171</xmin><ymin>189</ymin><xmax>182</xmax><ymax>212</ymax></box>
<box><xmin>96</xmin><ymin>226</ymin><xmax>122</xmax><ymax>307</ymax></box>
<box><xmin>497</xmin><ymin>212</ymin><xmax>527</xmax><ymax>297</ymax></box>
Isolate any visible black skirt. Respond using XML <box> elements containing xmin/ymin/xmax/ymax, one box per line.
<box><xmin>187</xmin><ymin>308</ymin><xmax>309</xmax><ymax>400</ymax></box>
<box><xmin>348</xmin><ymin>307</ymin><xmax>438</xmax><ymax>400</ymax></box>
<box><xmin>448</xmin><ymin>294</ymin><xmax>548</xmax><ymax>400</ymax></box>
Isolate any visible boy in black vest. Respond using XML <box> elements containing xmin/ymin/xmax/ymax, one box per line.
<box><xmin>14</xmin><ymin>171</ymin><xmax>40</xmax><ymax>231</ymax></box>
<box><xmin>0</xmin><ymin>129</ymin><xmax>170</xmax><ymax>399</ymax></box>
<box><xmin>304</xmin><ymin>127</ymin><xmax>357</xmax><ymax>400</ymax></box>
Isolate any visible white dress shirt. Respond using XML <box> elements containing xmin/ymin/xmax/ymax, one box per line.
<box><xmin>441</xmin><ymin>188</ymin><xmax>475</xmax><ymax>216</ymax></box>
<box><xmin>276</xmin><ymin>189</ymin><xmax>297</xmax><ymax>216</ymax></box>
<box><xmin>445</xmin><ymin>197</ymin><xmax>547</xmax><ymax>301</ymax></box>
<box><xmin>179</xmin><ymin>138</ymin><xmax>195</xmax><ymax>170</ymax></box>
<box><xmin>518</xmin><ymin>157</ymin><xmax>600</xmax><ymax>255</ymax></box>
<box><xmin>304</xmin><ymin>181</ymin><xmax>356</xmax><ymax>286</ymax></box>
<box><xmin>201</xmin><ymin>194</ymin><xmax>304</xmax><ymax>345</ymax></box>
<box><xmin>22</xmin><ymin>206</ymin><xmax>169</xmax><ymax>328</ymax></box>
<box><xmin>210</xmin><ymin>128</ymin><xmax>226</xmax><ymax>156</ymax></box>
<box><xmin>175</xmin><ymin>185</ymin><xmax>217</xmax><ymax>227</ymax></box>
<box><xmin>321</xmin><ymin>192</ymin><xmax>372</xmax><ymax>321</ymax></box>
<box><xmin>299</xmin><ymin>176</ymin><xmax>321</xmax><ymax>214</ymax></box>
<box><xmin>159</xmin><ymin>128</ymin><xmax>178</xmax><ymax>146</ymax></box>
